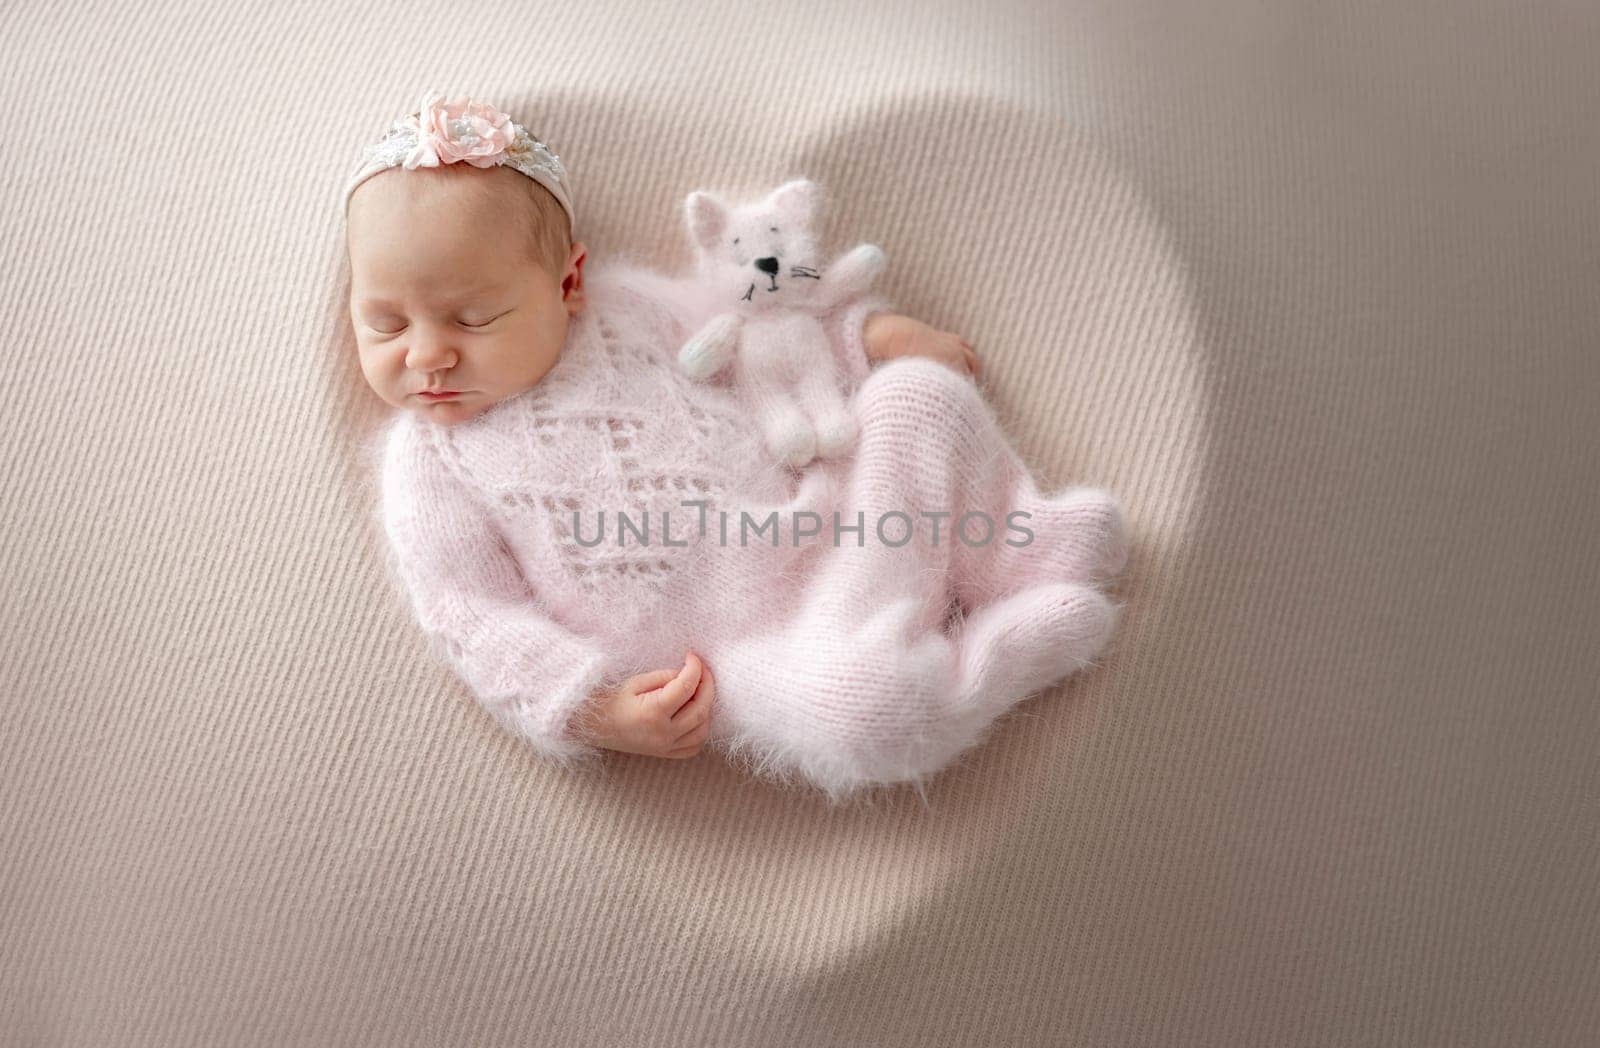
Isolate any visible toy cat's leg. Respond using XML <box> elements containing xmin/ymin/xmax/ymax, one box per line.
<box><xmin>792</xmin><ymin>358</ymin><xmax>857</xmax><ymax>459</ymax></box>
<box><xmin>739</xmin><ymin>358</ymin><xmax>817</xmax><ymax>468</ymax></box>
<box><xmin>848</xmin><ymin>358</ymin><xmax>1130</xmax><ymax>612</ymax></box>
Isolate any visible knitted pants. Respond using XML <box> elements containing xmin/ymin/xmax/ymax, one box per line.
<box><xmin>702</xmin><ymin>357</ymin><xmax>1129</xmax><ymax>804</ymax></box>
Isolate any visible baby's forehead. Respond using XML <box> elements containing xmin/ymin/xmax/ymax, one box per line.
<box><xmin>349</xmin><ymin>179</ymin><xmax>527</xmax><ymax>264</ymax></box>
<box><xmin>351</xmin><ymin>166</ymin><xmax>524</xmax><ymax>230</ymax></box>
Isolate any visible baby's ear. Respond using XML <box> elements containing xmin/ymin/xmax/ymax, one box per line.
<box><xmin>768</xmin><ymin>179</ymin><xmax>819</xmax><ymax>229</ymax></box>
<box><xmin>685</xmin><ymin>191</ymin><xmax>729</xmax><ymax>256</ymax></box>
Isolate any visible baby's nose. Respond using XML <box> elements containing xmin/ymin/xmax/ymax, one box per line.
<box><xmin>754</xmin><ymin>257</ymin><xmax>779</xmax><ymax>276</ymax></box>
<box><xmin>406</xmin><ymin>332</ymin><xmax>456</xmax><ymax>370</ymax></box>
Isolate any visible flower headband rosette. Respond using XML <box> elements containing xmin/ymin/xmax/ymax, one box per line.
<box><xmin>344</xmin><ymin>92</ymin><xmax>575</xmax><ymax>227</ymax></box>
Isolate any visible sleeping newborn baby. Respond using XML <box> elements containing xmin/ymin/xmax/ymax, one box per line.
<box><xmin>346</xmin><ymin>94</ymin><xmax>1129</xmax><ymax>804</ymax></box>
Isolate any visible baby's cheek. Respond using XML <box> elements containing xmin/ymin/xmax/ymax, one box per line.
<box><xmin>357</xmin><ymin>351</ymin><xmax>404</xmax><ymax>405</ymax></box>
<box><xmin>355</xmin><ymin>349</ymin><xmax>386</xmax><ymax>386</ymax></box>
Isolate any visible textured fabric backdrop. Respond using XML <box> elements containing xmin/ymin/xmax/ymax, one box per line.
<box><xmin>2</xmin><ymin>1</ymin><xmax>1596</xmax><ymax>1045</ymax></box>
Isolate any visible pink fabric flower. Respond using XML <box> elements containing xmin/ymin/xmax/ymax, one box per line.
<box><xmin>403</xmin><ymin>93</ymin><xmax>518</xmax><ymax>170</ymax></box>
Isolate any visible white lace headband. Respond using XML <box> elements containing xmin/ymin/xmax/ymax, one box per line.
<box><xmin>343</xmin><ymin>92</ymin><xmax>574</xmax><ymax>229</ymax></box>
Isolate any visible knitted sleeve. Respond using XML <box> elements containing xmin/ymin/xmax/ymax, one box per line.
<box><xmin>379</xmin><ymin>420</ymin><xmax>616</xmax><ymax>767</ymax></box>
<box><xmin>824</xmin><ymin>292</ymin><xmax>897</xmax><ymax>391</ymax></box>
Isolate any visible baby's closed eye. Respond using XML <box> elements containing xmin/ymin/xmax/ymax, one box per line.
<box><xmin>461</xmin><ymin>310</ymin><xmax>512</xmax><ymax>328</ymax></box>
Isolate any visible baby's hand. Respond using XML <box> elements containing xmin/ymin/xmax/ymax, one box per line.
<box><xmin>863</xmin><ymin>312</ymin><xmax>981</xmax><ymax>378</ymax></box>
<box><xmin>579</xmin><ymin>652</ymin><xmax>717</xmax><ymax>760</ymax></box>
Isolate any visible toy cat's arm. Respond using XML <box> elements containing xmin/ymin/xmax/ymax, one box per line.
<box><xmin>816</xmin><ymin>243</ymin><xmax>887</xmax><ymax>312</ymax></box>
<box><xmin>679</xmin><ymin>311</ymin><xmax>743</xmax><ymax>380</ymax></box>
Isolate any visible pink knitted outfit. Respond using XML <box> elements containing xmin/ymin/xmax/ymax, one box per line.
<box><xmin>378</xmin><ymin>263</ymin><xmax>1128</xmax><ymax>802</ymax></box>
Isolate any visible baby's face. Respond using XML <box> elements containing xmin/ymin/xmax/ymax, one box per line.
<box><xmin>346</xmin><ymin>166</ymin><xmax>585</xmax><ymax>426</ymax></box>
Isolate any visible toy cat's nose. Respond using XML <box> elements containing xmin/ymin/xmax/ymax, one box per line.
<box><xmin>754</xmin><ymin>257</ymin><xmax>779</xmax><ymax>275</ymax></box>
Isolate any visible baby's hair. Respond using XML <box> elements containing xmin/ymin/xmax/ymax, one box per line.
<box><xmin>506</xmin><ymin>175</ymin><xmax>574</xmax><ymax>279</ymax></box>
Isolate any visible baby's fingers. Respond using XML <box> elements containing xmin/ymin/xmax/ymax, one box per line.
<box><xmin>959</xmin><ymin>339</ymin><xmax>981</xmax><ymax>376</ymax></box>
<box><xmin>625</xmin><ymin>668</ymin><xmax>679</xmax><ymax>696</ymax></box>
<box><xmin>648</xmin><ymin>652</ymin><xmax>704</xmax><ymax>718</ymax></box>
<box><xmin>666</xmin><ymin>718</ymin><xmax>713</xmax><ymax>759</ymax></box>
<box><xmin>672</xmin><ymin>665</ymin><xmax>716</xmax><ymax>730</ymax></box>
<box><xmin>670</xmin><ymin>693</ymin><xmax>715</xmax><ymax>756</ymax></box>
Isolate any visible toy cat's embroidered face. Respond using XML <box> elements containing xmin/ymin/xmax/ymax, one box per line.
<box><xmin>685</xmin><ymin>179</ymin><xmax>826</xmax><ymax>312</ymax></box>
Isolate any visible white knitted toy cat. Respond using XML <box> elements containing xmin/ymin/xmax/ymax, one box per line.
<box><xmin>677</xmin><ymin>178</ymin><xmax>886</xmax><ymax>468</ymax></box>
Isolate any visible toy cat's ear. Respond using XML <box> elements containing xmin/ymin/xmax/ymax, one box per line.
<box><xmin>768</xmin><ymin>179</ymin><xmax>819</xmax><ymax>227</ymax></box>
<box><xmin>685</xmin><ymin>191</ymin><xmax>729</xmax><ymax>256</ymax></box>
